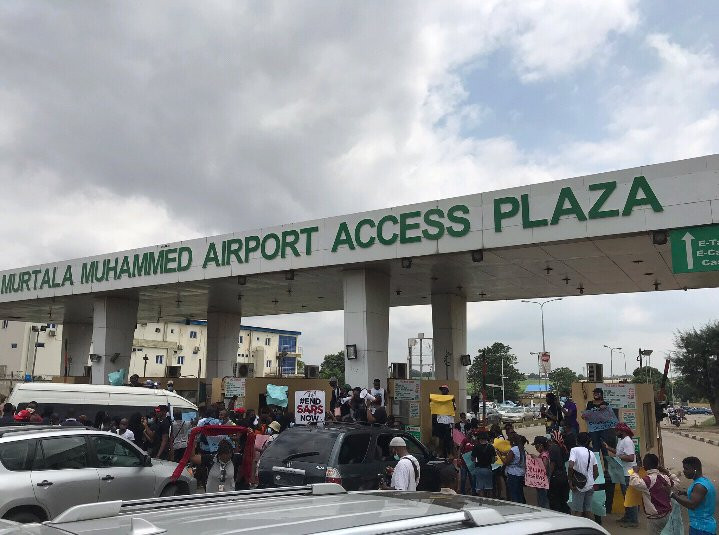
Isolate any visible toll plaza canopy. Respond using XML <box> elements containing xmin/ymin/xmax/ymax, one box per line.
<box><xmin>0</xmin><ymin>154</ymin><xmax>717</xmax><ymax>389</ymax></box>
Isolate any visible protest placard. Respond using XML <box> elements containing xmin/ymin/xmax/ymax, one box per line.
<box><xmin>524</xmin><ymin>455</ymin><xmax>549</xmax><ymax>489</ymax></box>
<box><xmin>225</xmin><ymin>377</ymin><xmax>246</xmax><ymax>398</ymax></box>
<box><xmin>295</xmin><ymin>390</ymin><xmax>325</xmax><ymax>425</ymax></box>
<box><xmin>394</xmin><ymin>380</ymin><xmax>420</xmax><ymax>401</ymax></box>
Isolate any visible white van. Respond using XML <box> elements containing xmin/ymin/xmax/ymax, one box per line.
<box><xmin>8</xmin><ymin>382</ymin><xmax>197</xmax><ymax>421</ymax></box>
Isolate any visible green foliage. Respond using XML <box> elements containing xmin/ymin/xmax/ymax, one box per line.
<box><xmin>549</xmin><ymin>367</ymin><xmax>578</xmax><ymax>395</ymax></box>
<box><xmin>467</xmin><ymin>342</ymin><xmax>524</xmax><ymax>402</ymax></box>
<box><xmin>630</xmin><ymin>366</ymin><xmax>664</xmax><ymax>391</ymax></box>
<box><xmin>319</xmin><ymin>350</ymin><xmax>345</xmax><ymax>386</ymax></box>
<box><xmin>673</xmin><ymin>321</ymin><xmax>719</xmax><ymax>421</ymax></box>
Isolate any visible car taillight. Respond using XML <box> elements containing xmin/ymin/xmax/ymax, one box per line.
<box><xmin>325</xmin><ymin>467</ymin><xmax>342</xmax><ymax>485</ymax></box>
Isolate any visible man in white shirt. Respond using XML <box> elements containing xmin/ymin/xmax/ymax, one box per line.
<box><xmin>604</xmin><ymin>423</ymin><xmax>638</xmax><ymax>527</ymax></box>
<box><xmin>384</xmin><ymin>437</ymin><xmax>420</xmax><ymax>491</ymax></box>
<box><xmin>568</xmin><ymin>432</ymin><xmax>599</xmax><ymax>519</ymax></box>
<box><xmin>116</xmin><ymin>418</ymin><xmax>135</xmax><ymax>442</ymax></box>
<box><xmin>370</xmin><ymin>379</ymin><xmax>386</xmax><ymax>406</ymax></box>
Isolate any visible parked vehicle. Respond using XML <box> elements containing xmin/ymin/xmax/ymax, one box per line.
<box><xmin>258</xmin><ymin>422</ymin><xmax>443</xmax><ymax>491</ymax></box>
<box><xmin>500</xmin><ymin>407</ymin><xmax>531</xmax><ymax>423</ymax></box>
<box><xmin>8</xmin><ymin>383</ymin><xmax>197</xmax><ymax>421</ymax></box>
<box><xmin>0</xmin><ymin>484</ymin><xmax>610</xmax><ymax>535</ymax></box>
<box><xmin>0</xmin><ymin>426</ymin><xmax>196</xmax><ymax>523</ymax></box>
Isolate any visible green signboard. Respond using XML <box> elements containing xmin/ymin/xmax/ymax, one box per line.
<box><xmin>670</xmin><ymin>225</ymin><xmax>719</xmax><ymax>273</ymax></box>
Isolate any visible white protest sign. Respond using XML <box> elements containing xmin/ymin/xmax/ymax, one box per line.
<box><xmin>394</xmin><ymin>379</ymin><xmax>420</xmax><ymax>401</ymax></box>
<box><xmin>601</xmin><ymin>383</ymin><xmax>636</xmax><ymax>409</ymax></box>
<box><xmin>225</xmin><ymin>377</ymin><xmax>246</xmax><ymax>398</ymax></box>
<box><xmin>295</xmin><ymin>390</ymin><xmax>326</xmax><ymax>425</ymax></box>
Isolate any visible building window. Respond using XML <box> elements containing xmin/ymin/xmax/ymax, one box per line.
<box><xmin>256</xmin><ymin>337</ymin><xmax>260</xmax><ymax>341</ymax></box>
<box><xmin>170</xmin><ymin>329</ymin><xmax>174</xmax><ymax>334</ymax></box>
<box><xmin>155</xmin><ymin>327</ymin><xmax>161</xmax><ymax>333</ymax></box>
<box><xmin>2</xmin><ymin>320</ymin><xmax>8</xmax><ymax>329</ymax></box>
<box><xmin>11</xmin><ymin>343</ymin><xmax>17</xmax><ymax>349</ymax></box>
<box><xmin>47</xmin><ymin>323</ymin><xmax>56</xmax><ymax>329</ymax></box>
<box><xmin>190</xmin><ymin>331</ymin><xmax>198</xmax><ymax>339</ymax></box>
<box><xmin>266</xmin><ymin>360</ymin><xmax>272</xmax><ymax>368</ymax></box>
<box><xmin>177</xmin><ymin>356</ymin><xmax>185</xmax><ymax>365</ymax></box>
<box><xmin>278</xmin><ymin>335</ymin><xmax>297</xmax><ymax>353</ymax></box>
<box><xmin>239</xmin><ymin>335</ymin><xmax>243</xmax><ymax>343</ymax></box>
<box><xmin>155</xmin><ymin>355</ymin><xmax>163</xmax><ymax>364</ymax></box>
<box><xmin>265</xmin><ymin>338</ymin><xmax>271</xmax><ymax>346</ymax></box>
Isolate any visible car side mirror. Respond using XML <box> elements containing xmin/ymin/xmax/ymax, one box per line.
<box><xmin>144</xmin><ymin>455</ymin><xmax>153</xmax><ymax>467</ymax></box>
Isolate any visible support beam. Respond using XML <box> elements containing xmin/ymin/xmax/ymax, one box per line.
<box><xmin>206</xmin><ymin>311</ymin><xmax>242</xmax><ymax>379</ymax></box>
<box><xmin>61</xmin><ymin>323</ymin><xmax>92</xmax><ymax>377</ymax></box>
<box><xmin>91</xmin><ymin>296</ymin><xmax>138</xmax><ymax>385</ymax></box>
<box><xmin>343</xmin><ymin>269</ymin><xmax>389</xmax><ymax>389</ymax></box>
<box><xmin>432</xmin><ymin>293</ymin><xmax>467</xmax><ymax>412</ymax></box>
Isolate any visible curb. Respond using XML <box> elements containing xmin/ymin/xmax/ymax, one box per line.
<box><xmin>666</xmin><ymin>429</ymin><xmax>719</xmax><ymax>447</ymax></box>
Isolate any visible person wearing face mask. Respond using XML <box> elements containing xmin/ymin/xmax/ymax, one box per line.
<box><xmin>192</xmin><ymin>440</ymin><xmax>235</xmax><ymax>493</ymax></box>
<box><xmin>581</xmin><ymin>387</ymin><xmax>617</xmax><ymax>455</ymax></box>
<box><xmin>381</xmin><ymin>437</ymin><xmax>420</xmax><ymax>491</ymax></box>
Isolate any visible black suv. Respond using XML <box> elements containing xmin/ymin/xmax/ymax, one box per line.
<box><xmin>257</xmin><ymin>423</ymin><xmax>443</xmax><ymax>491</ymax></box>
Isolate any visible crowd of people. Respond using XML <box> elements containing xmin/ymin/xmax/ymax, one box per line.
<box><xmin>448</xmin><ymin>387</ymin><xmax>716</xmax><ymax>535</ymax></box>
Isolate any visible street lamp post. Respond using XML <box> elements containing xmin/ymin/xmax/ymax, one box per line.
<box><xmin>617</xmin><ymin>350</ymin><xmax>626</xmax><ymax>380</ymax></box>
<box><xmin>523</xmin><ymin>298</ymin><xmax>562</xmax><ymax>392</ymax></box>
<box><xmin>603</xmin><ymin>345</ymin><xmax>622</xmax><ymax>380</ymax></box>
<box><xmin>30</xmin><ymin>325</ymin><xmax>47</xmax><ymax>378</ymax></box>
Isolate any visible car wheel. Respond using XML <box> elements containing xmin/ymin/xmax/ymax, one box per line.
<box><xmin>160</xmin><ymin>484</ymin><xmax>179</xmax><ymax>497</ymax></box>
<box><xmin>5</xmin><ymin>510</ymin><xmax>43</xmax><ymax>523</ymax></box>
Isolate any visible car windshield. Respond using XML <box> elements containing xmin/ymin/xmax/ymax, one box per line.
<box><xmin>508</xmin><ymin>408</ymin><xmax>523</xmax><ymax>413</ymax></box>
<box><xmin>262</xmin><ymin>429</ymin><xmax>337</xmax><ymax>464</ymax></box>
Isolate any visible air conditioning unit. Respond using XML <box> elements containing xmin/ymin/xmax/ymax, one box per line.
<box><xmin>391</xmin><ymin>362</ymin><xmax>408</xmax><ymax>379</ymax></box>
<box><xmin>192</xmin><ymin>346</ymin><xmax>200</xmax><ymax>354</ymax></box>
<box><xmin>234</xmin><ymin>362</ymin><xmax>255</xmax><ymax>378</ymax></box>
<box><xmin>177</xmin><ymin>344</ymin><xmax>183</xmax><ymax>351</ymax></box>
<box><xmin>166</xmin><ymin>366</ymin><xmax>181</xmax><ymax>378</ymax></box>
<box><xmin>47</xmin><ymin>329</ymin><xmax>56</xmax><ymax>337</ymax></box>
<box><xmin>304</xmin><ymin>365</ymin><xmax>320</xmax><ymax>379</ymax></box>
<box><xmin>586</xmin><ymin>363</ymin><xmax>604</xmax><ymax>383</ymax></box>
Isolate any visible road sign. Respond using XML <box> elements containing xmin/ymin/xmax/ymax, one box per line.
<box><xmin>539</xmin><ymin>352</ymin><xmax>551</xmax><ymax>375</ymax></box>
<box><xmin>670</xmin><ymin>225</ymin><xmax>719</xmax><ymax>273</ymax></box>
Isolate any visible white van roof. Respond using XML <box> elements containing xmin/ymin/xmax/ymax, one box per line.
<box><xmin>9</xmin><ymin>382</ymin><xmax>197</xmax><ymax>410</ymax></box>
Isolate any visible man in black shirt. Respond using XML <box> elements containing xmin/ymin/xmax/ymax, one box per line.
<box><xmin>367</xmin><ymin>397</ymin><xmax>387</xmax><ymax>424</ymax></box>
<box><xmin>546</xmin><ymin>434</ymin><xmax>570</xmax><ymax>514</ymax></box>
<box><xmin>146</xmin><ymin>405</ymin><xmax>171</xmax><ymax>459</ymax></box>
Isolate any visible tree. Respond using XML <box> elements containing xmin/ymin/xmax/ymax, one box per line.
<box><xmin>526</xmin><ymin>372</ymin><xmax>540</xmax><ymax>379</ymax></box>
<box><xmin>673</xmin><ymin>321</ymin><xmax>719</xmax><ymax>421</ymax></box>
<box><xmin>549</xmin><ymin>367</ymin><xmax>578</xmax><ymax>395</ymax></box>
<box><xmin>631</xmin><ymin>366</ymin><xmax>665</xmax><ymax>392</ymax></box>
<box><xmin>319</xmin><ymin>351</ymin><xmax>345</xmax><ymax>386</ymax></box>
<box><xmin>467</xmin><ymin>343</ymin><xmax>524</xmax><ymax>402</ymax></box>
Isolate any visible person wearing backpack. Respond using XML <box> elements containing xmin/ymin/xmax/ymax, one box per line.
<box><xmin>568</xmin><ymin>432</ymin><xmax>599</xmax><ymax>518</ymax></box>
<box><xmin>382</xmin><ymin>437</ymin><xmax>420</xmax><ymax>491</ymax></box>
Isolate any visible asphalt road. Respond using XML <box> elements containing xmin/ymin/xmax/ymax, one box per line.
<box><xmin>514</xmin><ymin>424</ymin><xmax>718</xmax><ymax>534</ymax></box>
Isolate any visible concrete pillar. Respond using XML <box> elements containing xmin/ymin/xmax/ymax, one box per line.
<box><xmin>90</xmin><ymin>296</ymin><xmax>139</xmax><ymax>385</ymax></box>
<box><xmin>61</xmin><ymin>323</ymin><xmax>93</xmax><ymax>376</ymax></box>
<box><xmin>343</xmin><ymin>269</ymin><xmax>389</xmax><ymax>389</ymax></box>
<box><xmin>432</xmin><ymin>293</ymin><xmax>467</xmax><ymax>412</ymax></box>
<box><xmin>206</xmin><ymin>311</ymin><xmax>242</xmax><ymax>379</ymax></box>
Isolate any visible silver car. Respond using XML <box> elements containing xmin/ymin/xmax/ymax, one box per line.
<box><xmin>0</xmin><ymin>425</ymin><xmax>196</xmax><ymax>523</ymax></box>
<box><xmin>0</xmin><ymin>484</ymin><xmax>610</xmax><ymax>535</ymax></box>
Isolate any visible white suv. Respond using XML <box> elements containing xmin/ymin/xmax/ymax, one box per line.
<box><xmin>0</xmin><ymin>425</ymin><xmax>195</xmax><ymax>523</ymax></box>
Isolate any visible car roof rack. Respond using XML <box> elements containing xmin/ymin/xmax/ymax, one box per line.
<box><xmin>309</xmin><ymin>508</ymin><xmax>507</xmax><ymax>535</ymax></box>
<box><xmin>51</xmin><ymin>484</ymin><xmax>347</xmax><ymax>523</ymax></box>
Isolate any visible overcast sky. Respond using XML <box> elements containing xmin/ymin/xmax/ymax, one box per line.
<box><xmin>1</xmin><ymin>1</ymin><xmax>718</xmax><ymax>374</ymax></box>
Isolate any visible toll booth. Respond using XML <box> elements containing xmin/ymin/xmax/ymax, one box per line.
<box><xmin>210</xmin><ymin>376</ymin><xmax>332</xmax><ymax>414</ymax></box>
<box><xmin>387</xmin><ymin>378</ymin><xmax>459</xmax><ymax>446</ymax></box>
<box><xmin>571</xmin><ymin>381</ymin><xmax>661</xmax><ymax>462</ymax></box>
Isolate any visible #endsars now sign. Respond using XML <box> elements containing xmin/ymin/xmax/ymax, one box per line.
<box><xmin>295</xmin><ymin>390</ymin><xmax>326</xmax><ymax>425</ymax></box>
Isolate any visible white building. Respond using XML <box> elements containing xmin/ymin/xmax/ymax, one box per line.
<box><xmin>0</xmin><ymin>320</ymin><xmax>302</xmax><ymax>380</ymax></box>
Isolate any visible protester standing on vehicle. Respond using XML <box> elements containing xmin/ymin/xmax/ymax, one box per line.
<box><xmin>503</xmin><ymin>433</ymin><xmax>526</xmax><ymax>504</ymax></box>
<box><xmin>192</xmin><ymin>440</ymin><xmax>235</xmax><ymax>493</ymax></box>
<box><xmin>329</xmin><ymin>377</ymin><xmax>342</xmax><ymax>415</ymax></box>
<box><xmin>603</xmin><ymin>422</ymin><xmax>638</xmax><ymax>527</ymax></box>
<box><xmin>370</xmin><ymin>379</ymin><xmax>386</xmax><ymax>406</ymax></box>
<box><xmin>383</xmin><ymin>437</ymin><xmax>420</xmax><ymax>491</ymax></box>
<box><xmin>367</xmin><ymin>396</ymin><xmax>387</xmax><ymax>424</ymax></box>
<box><xmin>672</xmin><ymin>456</ymin><xmax>716</xmax><ymax>535</ymax></box>
<box><xmin>629</xmin><ymin>453</ymin><xmax>676</xmax><ymax>535</ymax></box>
<box><xmin>472</xmin><ymin>431</ymin><xmax>496</xmax><ymax>498</ymax></box>
<box><xmin>568</xmin><ymin>432</ymin><xmax>599</xmax><ymax>519</ymax></box>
